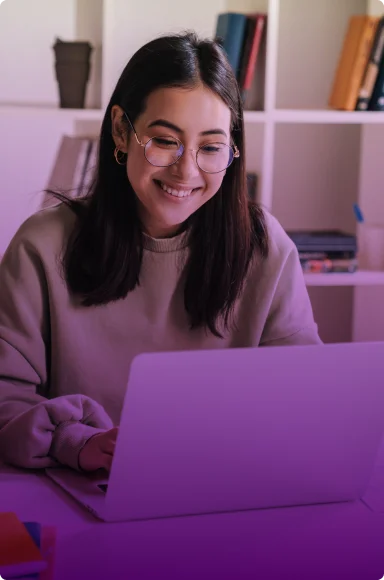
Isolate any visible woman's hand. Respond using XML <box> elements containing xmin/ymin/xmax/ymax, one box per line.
<box><xmin>78</xmin><ymin>427</ymin><xmax>119</xmax><ymax>472</ymax></box>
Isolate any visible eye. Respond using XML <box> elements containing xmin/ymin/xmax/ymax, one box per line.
<box><xmin>200</xmin><ymin>143</ymin><xmax>226</xmax><ymax>154</ymax></box>
<box><xmin>151</xmin><ymin>136</ymin><xmax>181</xmax><ymax>150</ymax></box>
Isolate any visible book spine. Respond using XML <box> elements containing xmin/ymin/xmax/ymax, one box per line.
<box><xmin>356</xmin><ymin>17</ymin><xmax>384</xmax><ymax>110</ymax></box>
<box><xmin>368</xmin><ymin>51</ymin><xmax>384</xmax><ymax>110</ymax></box>
<box><xmin>301</xmin><ymin>258</ymin><xmax>358</xmax><ymax>273</ymax></box>
<box><xmin>73</xmin><ymin>139</ymin><xmax>92</xmax><ymax>194</ymax></box>
<box><xmin>345</xmin><ymin>17</ymin><xmax>379</xmax><ymax>111</ymax></box>
<box><xmin>328</xmin><ymin>16</ymin><xmax>364</xmax><ymax>110</ymax></box>
<box><xmin>243</xmin><ymin>15</ymin><xmax>266</xmax><ymax>91</ymax></box>
<box><xmin>238</xmin><ymin>17</ymin><xmax>256</xmax><ymax>87</ymax></box>
<box><xmin>246</xmin><ymin>172</ymin><xmax>258</xmax><ymax>201</ymax></box>
<box><xmin>215</xmin><ymin>13</ymin><xmax>247</xmax><ymax>77</ymax></box>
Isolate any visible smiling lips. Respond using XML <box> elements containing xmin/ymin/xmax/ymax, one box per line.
<box><xmin>156</xmin><ymin>180</ymin><xmax>200</xmax><ymax>198</ymax></box>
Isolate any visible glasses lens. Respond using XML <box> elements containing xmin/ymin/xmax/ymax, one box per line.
<box><xmin>145</xmin><ymin>136</ymin><xmax>183</xmax><ymax>167</ymax></box>
<box><xmin>197</xmin><ymin>143</ymin><xmax>234</xmax><ymax>173</ymax></box>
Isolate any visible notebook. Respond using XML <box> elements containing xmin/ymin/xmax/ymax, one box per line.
<box><xmin>15</xmin><ymin>523</ymin><xmax>56</xmax><ymax>580</ymax></box>
<box><xmin>0</xmin><ymin>513</ymin><xmax>47</xmax><ymax>578</ymax></box>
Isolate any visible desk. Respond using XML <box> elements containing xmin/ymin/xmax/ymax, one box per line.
<box><xmin>1</xmin><ymin>464</ymin><xmax>384</xmax><ymax>580</ymax></box>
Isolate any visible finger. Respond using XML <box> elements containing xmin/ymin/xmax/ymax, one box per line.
<box><xmin>102</xmin><ymin>427</ymin><xmax>119</xmax><ymax>451</ymax></box>
<box><xmin>103</xmin><ymin>452</ymin><xmax>113</xmax><ymax>473</ymax></box>
<box><xmin>101</xmin><ymin>438</ymin><xmax>116</xmax><ymax>454</ymax></box>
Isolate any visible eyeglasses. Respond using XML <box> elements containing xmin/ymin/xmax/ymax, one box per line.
<box><xmin>122</xmin><ymin>111</ymin><xmax>239</xmax><ymax>174</ymax></box>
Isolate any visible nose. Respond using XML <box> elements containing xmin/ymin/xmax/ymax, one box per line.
<box><xmin>170</xmin><ymin>149</ymin><xmax>201</xmax><ymax>181</ymax></box>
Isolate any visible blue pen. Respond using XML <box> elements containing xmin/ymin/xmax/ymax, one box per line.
<box><xmin>353</xmin><ymin>203</ymin><xmax>364</xmax><ymax>223</ymax></box>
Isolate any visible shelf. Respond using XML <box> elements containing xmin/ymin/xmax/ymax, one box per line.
<box><xmin>12</xmin><ymin>106</ymin><xmax>384</xmax><ymax>127</ymax></box>
<box><xmin>0</xmin><ymin>104</ymin><xmax>104</xmax><ymax>121</ymax></box>
<box><xmin>274</xmin><ymin>109</ymin><xmax>384</xmax><ymax>125</ymax></box>
<box><xmin>304</xmin><ymin>271</ymin><xmax>384</xmax><ymax>287</ymax></box>
<box><xmin>0</xmin><ymin>104</ymin><xmax>268</xmax><ymax>124</ymax></box>
<box><xmin>243</xmin><ymin>111</ymin><xmax>266</xmax><ymax>123</ymax></box>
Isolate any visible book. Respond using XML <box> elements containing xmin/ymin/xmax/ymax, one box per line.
<box><xmin>368</xmin><ymin>41</ymin><xmax>384</xmax><ymax>110</ymax></box>
<box><xmin>14</xmin><ymin>523</ymin><xmax>56</xmax><ymax>580</ymax></box>
<box><xmin>238</xmin><ymin>14</ymin><xmax>266</xmax><ymax>105</ymax></box>
<box><xmin>20</xmin><ymin>523</ymin><xmax>42</xmax><ymax>580</ymax></box>
<box><xmin>41</xmin><ymin>135</ymin><xmax>95</xmax><ymax>209</ymax></box>
<box><xmin>286</xmin><ymin>230</ymin><xmax>357</xmax><ymax>254</ymax></box>
<box><xmin>246</xmin><ymin>172</ymin><xmax>258</xmax><ymax>201</ymax></box>
<box><xmin>215</xmin><ymin>12</ymin><xmax>248</xmax><ymax>78</ymax></box>
<box><xmin>0</xmin><ymin>512</ymin><xmax>47</xmax><ymax>578</ymax></box>
<box><xmin>38</xmin><ymin>526</ymin><xmax>56</xmax><ymax>580</ymax></box>
<box><xmin>356</xmin><ymin>16</ymin><xmax>384</xmax><ymax>110</ymax></box>
<box><xmin>328</xmin><ymin>15</ymin><xmax>379</xmax><ymax>111</ymax></box>
<box><xmin>300</xmin><ymin>257</ymin><xmax>358</xmax><ymax>274</ymax></box>
<box><xmin>81</xmin><ymin>138</ymin><xmax>99</xmax><ymax>192</ymax></box>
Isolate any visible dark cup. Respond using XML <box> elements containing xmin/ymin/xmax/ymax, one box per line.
<box><xmin>53</xmin><ymin>39</ymin><xmax>93</xmax><ymax>108</ymax></box>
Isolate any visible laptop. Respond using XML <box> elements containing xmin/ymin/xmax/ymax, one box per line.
<box><xmin>45</xmin><ymin>341</ymin><xmax>384</xmax><ymax>522</ymax></box>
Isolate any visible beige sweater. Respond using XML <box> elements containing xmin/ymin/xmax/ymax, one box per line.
<box><xmin>0</xmin><ymin>203</ymin><xmax>321</xmax><ymax>471</ymax></box>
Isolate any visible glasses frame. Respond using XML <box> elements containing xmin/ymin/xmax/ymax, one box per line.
<box><xmin>122</xmin><ymin>111</ymin><xmax>240</xmax><ymax>174</ymax></box>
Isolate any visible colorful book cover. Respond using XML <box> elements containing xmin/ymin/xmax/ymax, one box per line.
<box><xmin>0</xmin><ymin>512</ymin><xmax>47</xmax><ymax>578</ymax></box>
<box><xmin>19</xmin><ymin>523</ymin><xmax>42</xmax><ymax>580</ymax></box>
<box><xmin>11</xmin><ymin>522</ymin><xmax>56</xmax><ymax>580</ymax></box>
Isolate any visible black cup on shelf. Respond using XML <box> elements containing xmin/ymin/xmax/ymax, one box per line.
<box><xmin>53</xmin><ymin>38</ymin><xmax>93</xmax><ymax>109</ymax></box>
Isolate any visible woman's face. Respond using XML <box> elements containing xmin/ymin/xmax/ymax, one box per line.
<box><xmin>112</xmin><ymin>84</ymin><xmax>232</xmax><ymax>238</ymax></box>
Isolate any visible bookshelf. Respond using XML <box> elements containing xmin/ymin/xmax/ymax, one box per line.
<box><xmin>273</xmin><ymin>110</ymin><xmax>384</xmax><ymax>124</ymax></box>
<box><xmin>304</xmin><ymin>271</ymin><xmax>384</xmax><ymax>287</ymax></box>
<box><xmin>1</xmin><ymin>0</ymin><xmax>384</xmax><ymax>343</ymax></box>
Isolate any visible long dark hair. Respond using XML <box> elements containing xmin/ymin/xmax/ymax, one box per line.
<box><xmin>50</xmin><ymin>31</ymin><xmax>269</xmax><ymax>338</ymax></box>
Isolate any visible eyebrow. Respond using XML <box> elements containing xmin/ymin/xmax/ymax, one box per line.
<box><xmin>147</xmin><ymin>119</ymin><xmax>227</xmax><ymax>138</ymax></box>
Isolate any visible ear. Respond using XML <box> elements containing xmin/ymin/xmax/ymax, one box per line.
<box><xmin>111</xmin><ymin>105</ymin><xmax>129</xmax><ymax>152</ymax></box>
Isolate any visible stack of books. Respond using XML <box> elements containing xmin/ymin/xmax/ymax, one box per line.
<box><xmin>329</xmin><ymin>15</ymin><xmax>384</xmax><ymax>111</ymax></box>
<box><xmin>214</xmin><ymin>12</ymin><xmax>267</xmax><ymax>110</ymax></box>
<box><xmin>286</xmin><ymin>230</ymin><xmax>358</xmax><ymax>274</ymax></box>
<box><xmin>0</xmin><ymin>512</ymin><xmax>56</xmax><ymax>579</ymax></box>
<box><xmin>41</xmin><ymin>134</ymin><xmax>98</xmax><ymax>209</ymax></box>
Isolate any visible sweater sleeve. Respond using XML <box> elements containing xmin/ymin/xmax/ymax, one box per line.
<box><xmin>260</xmin><ymin>244</ymin><xmax>323</xmax><ymax>347</ymax></box>
<box><xmin>0</xmin><ymin>224</ymin><xmax>113</xmax><ymax>470</ymax></box>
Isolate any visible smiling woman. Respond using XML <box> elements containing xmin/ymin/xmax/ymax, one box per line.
<box><xmin>112</xmin><ymin>85</ymin><xmax>236</xmax><ymax>238</ymax></box>
<box><xmin>0</xmin><ymin>31</ymin><xmax>322</xmax><ymax>474</ymax></box>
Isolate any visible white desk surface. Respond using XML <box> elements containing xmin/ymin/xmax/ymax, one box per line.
<box><xmin>1</xmin><ymin>463</ymin><xmax>384</xmax><ymax>580</ymax></box>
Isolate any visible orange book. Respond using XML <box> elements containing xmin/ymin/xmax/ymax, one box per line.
<box><xmin>0</xmin><ymin>512</ymin><xmax>47</xmax><ymax>578</ymax></box>
<box><xmin>328</xmin><ymin>15</ymin><xmax>379</xmax><ymax>111</ymax></box>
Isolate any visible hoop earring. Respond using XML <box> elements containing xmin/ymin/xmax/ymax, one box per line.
<box><xmin>114</xmin><ymin>147</ymin><xmax>127</xmax><ymax>165</ymax></box>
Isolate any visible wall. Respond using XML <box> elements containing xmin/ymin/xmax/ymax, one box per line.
<box><xmin>101</xmin><ymin>0</ymin><xmax>227</xmax><ymax>108</ymax></box>
<box><xmin>0</xmin><ymin>0</ymin><xmax>77</xmax><ymax>106</ymax></box>
<box><xmin>0</xmin><ymin>0</ymin><xmax>230</xmax><ymax>255</ymax></box>
<box><xmin>0</xmin><ymin>109</ymin><xmax>80</xmax><ymax>254</ymax></box>
<box><xmin>0</xmin><ymin>0</ymin><xmax>104</xmax><ymax>255</ymax></box>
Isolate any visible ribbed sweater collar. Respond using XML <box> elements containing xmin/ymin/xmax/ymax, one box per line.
<box><xmin>142</xmin><ymin>229</ymin><xmax>190</xmax><ymax>253</ymax></box>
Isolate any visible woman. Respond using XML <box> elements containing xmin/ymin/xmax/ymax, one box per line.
<box><xmin>0</xmin><ymin>31</ymin><xmax>321</xmax><ymax>474</ymax></box>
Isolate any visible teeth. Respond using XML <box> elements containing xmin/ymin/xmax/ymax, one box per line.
<box><xmin>159</xmin><ymin>181</ymin><xmax>192</xmax><ymax>198</ymax></box>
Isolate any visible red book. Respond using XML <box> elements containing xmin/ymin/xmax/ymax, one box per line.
<box><xmin>239</xmin><ymin>14</ymin><xmax>266</xmax><ymax>100</ymax></box>
<box><xmin>0</xmin><ymin>512</ymin><xmax>47</xmax><ymax>578</ymax></box>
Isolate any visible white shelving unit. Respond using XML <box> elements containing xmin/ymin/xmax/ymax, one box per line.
<box><xmin>1</xmin><ymin>0</ymin><xmax>384</xmax><ymax>342</ymax></box>
<box><xmin>304</xmin><ymin>271</ymin><xmax>384</xmax><ymax>287</ymax></box>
